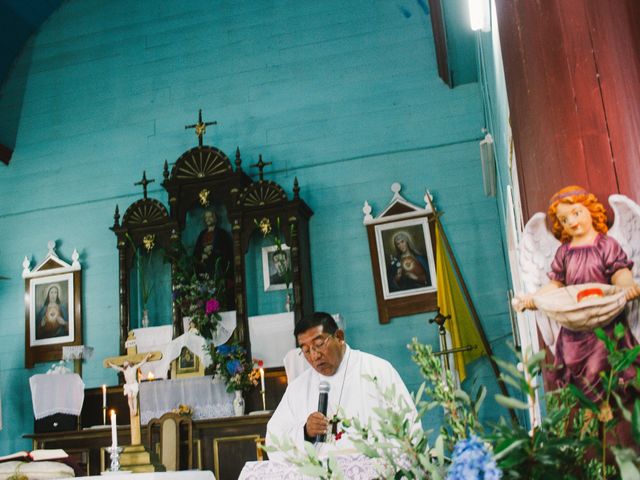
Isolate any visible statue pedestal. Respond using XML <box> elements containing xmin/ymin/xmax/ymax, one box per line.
<box><xmin>119</xmin><ymin>444</ymin><xmax>164</xmax><ymax>473</ymax></box>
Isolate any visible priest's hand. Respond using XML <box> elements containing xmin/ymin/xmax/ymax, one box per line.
<box><xmin>304</xmin><ymin>412</ymin><xmax>329</xmax><ymax>438</ymax></box>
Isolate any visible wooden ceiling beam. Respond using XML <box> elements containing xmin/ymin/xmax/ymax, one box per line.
<box><xmin>0</xmin><ymin>143</ymin><xmax>12</xmax><ymax>165</ymax></box>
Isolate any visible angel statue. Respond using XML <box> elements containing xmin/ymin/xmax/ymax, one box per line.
<box><xmin>513</xmin><ymin>185</ymin><xmax>640</xmax><ymax>401</ymax></box>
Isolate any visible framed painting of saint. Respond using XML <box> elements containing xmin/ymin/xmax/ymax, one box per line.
<box><xmin>363</xmin><ymin>183</ymin><xmax>438</xmax><ymax>324</ymax></box>
<box><xmin>23</xmin><ymin>242</ymin><xmax>83</xmax><ymax>367</ymax></box>
<box><xmin>375</xmin><ymin>217</ymin><xmax>437</xmax><ymax>300</ymax></box>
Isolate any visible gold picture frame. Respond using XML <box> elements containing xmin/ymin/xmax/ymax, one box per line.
<box><xmin>171</xmin><ymin>346</ymin><xmax>205</xmax><ymax>378</ymax></box>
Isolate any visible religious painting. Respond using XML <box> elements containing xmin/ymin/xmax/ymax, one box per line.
<box><xmin>24</xmin><ymin>242</ymin><xmax>83</xmax><ymax>368</ymax></box>
<box><xmin>375</xmin><ymin>217</ymin><xmax>437</xmax><ymax>300</ymax></box>
<box><xmin>262</xmin><ymin>245</ymin><xmax>291</xmax><ymax>292</ymax></box>
<box><xmin>171</xmin><ymin>346</ymin><xmax>204</xmax><ymax>378</ymax></box>
<box><xmin>30</xmin><ymin>273</ymin><xmax>74</xmax><ymax>346</ymax></box>
<box><xmin>363</xmin><ymin>183</ymin><xmax>438</xmax><ymax>324</ymax></box>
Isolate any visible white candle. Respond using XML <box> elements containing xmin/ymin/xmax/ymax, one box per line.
<box><xmin>259</xmin><ymin>367</ymin><xmax>265</xmax><ymax>392</ymax></box>
<box><xmin>102</xmin><ymin>384</ymin><xmax>107</xmax><ymax>409</ymax></box>
<box><xmin>110</xmin><ymin>410</ymin><xmax>117</xmax><ymax>449</ymax></box>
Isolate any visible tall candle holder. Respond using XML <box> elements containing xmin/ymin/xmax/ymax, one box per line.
<box><xmin>108</xmin><ymin>446</ymin><xmax>123</xmax><ymax>472</ymax></box>
<box><xmin>102</xmin><ymin>406</ymin><xmax>107</xmax><ymax>425</ymax></box>
<box><xmin>260</xmin><ymin>389</ymin><xmax>266</xmax><ymax>411</ymax></box>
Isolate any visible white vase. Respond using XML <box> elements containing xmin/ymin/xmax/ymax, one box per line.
<box><xmin>285</xmin><ymin>292</ymin><xmax>292</xmax><ymax>312</ymax></box>
<box><xmin>141</xmin><ymin>309</ymin><xmax>150</xmax><ymax>328</ymax></box>
<box><xmin>233</xmin><ymin>390</ymin><xmax>245</xmax><ymax>416</ymax></box>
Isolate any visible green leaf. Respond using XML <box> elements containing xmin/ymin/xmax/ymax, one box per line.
<box><xmin>611</xmin><ymin>446</ymin><xmax>640</xmax><ymax>480</ymax></box>
<box><xmin>474</xmin><ymin>385</ymin><xmax>487</xmax><ymax>416</ymax></box>
<box><xmin>613</xmin><ymin>345</ymin><xmax>640</xmax><ymax>373</ymax></box>
<box><xmin>614</xmin><ymin>322</ymin><xmax>626</xmax><ymax>340</ymax></box>
<box><xmin>298</xmin><ymin>465</ymin><xmax>327</xmax><ymax>477</ymax></box>
<box><xmin>594</xmin><ymin>327</ymin><xmax>615</xmax><ymax>353</ymax></box>
<box><xmin>303</xmin><ymin>441</ymin><xmax>317</xmax><ymax>459</ymax></box>
<box><xmin>566</xmin><ymin>383</ymin><xmax>598</xmax><ymax>411</ymax></box>
<box><xmin>633</xmin><ymin>399</ymin><xmax>640</xmax><ymax>445</ymax></box>
<box><xmin>495</xmin><ymin>394</ymin><xmax>529</xmax><ymax>410</ymax></box>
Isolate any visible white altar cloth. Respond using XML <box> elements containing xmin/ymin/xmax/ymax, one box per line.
<box><xmin>139</xmin><ymin>375</ymin><xmax>233</xmax><ymax>425</ymax></box>
<box><xmin>56</xmin><ymin>471</ymin><xmax>215</xmax><ymax>479</ymax></box>
<box><xmin>248</xmin><ymin>312</ymin><xmax>295</xmax><ymax>368</ymax></box>
<box><xmin>238</xmin><ymin>454</ymin><xmax>381</xmax><ymax>480</ymax></box>
<box><xmin>29</xmin><ymin>372</ymin><xmax>84</xmax><ymax>419</ymax></box>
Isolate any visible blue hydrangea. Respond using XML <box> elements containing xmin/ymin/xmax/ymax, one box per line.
<box><xmin>226</xmin><ymin>359</ymin><xmax>242</xmax><ymax>375</ymax></box>
<box><xmin>217</xmin><ymin>345</ymin><xmax>232</xmax><ymax>355</ymax></box>
<box><xmin>446</xmin><ymin>435</ymin><xmax>502</xmax><ymax>480</ymax></box>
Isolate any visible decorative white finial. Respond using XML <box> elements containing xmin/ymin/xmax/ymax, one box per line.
<box><xmin>424</xmin><ymin>190</ymin><xmax>434</xmax><ymax>211</ymax></box>
<box><xmin>362</xmin><ymin>201</ymin><xmax>373</xmax><ymax>223</ymax></box>
<box><xmin>71</xmin><ymin>249</ymin><xmax>80</xmax><ymax>269</ymax></box>
<box><xmin>22</xmin><ymin>256</ymin><xmax>31</xmax><ymax>278</ymax></box>
<box><xmin>391</xmin><ymin>182</ymin><xmax>401</xmax><ymax>196</ymax></box>
<box><xmin>47</xmin><ymin>241</ymin><xmax>58</xmax><ymax>257</ymax></box>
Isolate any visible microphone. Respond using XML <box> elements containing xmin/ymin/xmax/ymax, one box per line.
<box><xmin>315</xmin><ymin>381</ymin><xmax>331</xmax><ymax>443</ymax></box>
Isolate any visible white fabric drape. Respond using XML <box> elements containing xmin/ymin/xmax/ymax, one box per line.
<box><xmin>29</xmin><ymin>373</ymin><xmax>85</xmax><ymax>419</ymax></box>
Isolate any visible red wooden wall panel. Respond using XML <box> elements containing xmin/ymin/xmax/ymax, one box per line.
<box><xmin>495</xmin><ymin>0</ymin><xmax>639</xmax><ymax>220</ymax></box>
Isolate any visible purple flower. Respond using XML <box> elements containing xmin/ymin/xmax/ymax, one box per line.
<box><xmin>206</xmin><ymin>298</ymin><xmax>220</xmax><ymax>314</ymax></box>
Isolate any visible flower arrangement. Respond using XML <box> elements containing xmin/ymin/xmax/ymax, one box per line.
<box><xmin>171</xmin><ymin>404</ymin><xmax>193</xmax><ymax>417</ymax></box>
<box><xmin>211</xmin><ymin>341</ymin><xmax>260</xmax><ymax>392</ymax></box>
<box><xmin>268</xmin><ymin>326</ymin><xmax>640</xmax><ymax>479</ymax></box>
<box><xmin>167</xmin><ymin>242</ymin><xmax>226</xmax><ymax>340</ymax></box>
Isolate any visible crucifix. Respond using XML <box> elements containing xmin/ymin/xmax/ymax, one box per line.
<box><xmin>185</xmin><ymin>109</ymin><xmax>217</xmax><ymax>147</ymax></box>
<box><xmin>102</xmin><ymin>332</ymin><xmax>162</xmax><ymax>446</ymax></box>
<box><xmin>250</xmin><ymin>154</ymin><xmax>272</xmax><ymax>181</ymax></box>
<box><xmin>134</xmin><ymin>171</ymin><xmax>154</xmax><ymax>200</ymax></box>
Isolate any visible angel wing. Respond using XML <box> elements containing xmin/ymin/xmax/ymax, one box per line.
<box><xmin>607</xmin><ymin>194</ymin><xmax>640</xmax><ymax>343</ymax></box>
<box><xmin>516</xmin><ymin>212</ymin><xmax>561</xmax><ymax>353</ymax></box>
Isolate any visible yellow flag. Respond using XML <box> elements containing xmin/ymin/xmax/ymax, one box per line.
<box><xmin>435</xmin><ymin>222</ymin><xmax>485</xmax><ymax>382</ymax></box>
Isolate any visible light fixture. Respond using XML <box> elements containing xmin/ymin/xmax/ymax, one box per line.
<box><xmin>468</xmin><ymin>0</ymin><xmax>491</xmax><ymax>32</ymax></box>
<box><xmin>480</xmin><ymin>132</ymin><xmax>496</xmax><ymax>197</ymax></box>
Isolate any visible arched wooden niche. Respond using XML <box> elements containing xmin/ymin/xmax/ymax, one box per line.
<box><xmin>111</xmin><ymin>189</ymin><xmax>178</xmax><ymax>355</ymax></box>
<box><xmin>106</xmin><ymin>143</ymin><xmax>315</xmax><ymax>358</ymax></box>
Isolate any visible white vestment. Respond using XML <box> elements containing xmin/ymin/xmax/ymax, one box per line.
<box><xmin>266</xmin><ymin>345</ymin><xmax>418</xmax><ymax>460</ymax></box>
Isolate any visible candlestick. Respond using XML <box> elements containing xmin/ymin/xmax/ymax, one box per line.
<box><xmin>261</xmin><ymin>389</ymin><xmax>266</xmax><ymax>411</ymax></box>
<box><xmin>110</xmin><ymin>410</ymin><xmax>117</xmax><ymax>449</ymax></box>
<box><xmin>102</xmin><ymin>385</ymin><xmax>107</xmax><ymax>425</ymax></box>
<box><xmin>108</xmin><ymin>446</ymin><xmax>123</xmax><ymax>472</ymax></box>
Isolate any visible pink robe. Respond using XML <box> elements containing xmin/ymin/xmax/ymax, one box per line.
<box><xmin>548</xmin><ymin>234</ymin><xmax>638</xmax><ymax>401</ymax></box>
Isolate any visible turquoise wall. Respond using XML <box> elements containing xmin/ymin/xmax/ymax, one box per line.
<box><xmin>0</xmin><ymin>0</ymin><xmax>514</xmax><ymax>452</ymax></box>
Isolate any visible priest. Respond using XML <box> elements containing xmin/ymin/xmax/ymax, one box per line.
<box><xmin>266</xmin><ymin>312</ymin><xmax>418</xmax><ymax>459</ymax></box>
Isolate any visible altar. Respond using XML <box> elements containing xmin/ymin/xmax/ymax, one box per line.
<box><xmin>139</xmin><ymin>376</ymin><xmax>233</xmax><ymax>425</ymax></box>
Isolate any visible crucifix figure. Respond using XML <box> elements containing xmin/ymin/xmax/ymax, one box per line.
<box><xmin>103</xmin><ymin>332</ymin><xmax>162</xmax><ymax>446</ymax></box>
<box><xmin>185</xmin><ymin>109</ymin><xmax>217</xmax><ymax>147</ymax></box>
<box><xmin>250</xmin><ymin>154</ymin><xmax>272</xmax><ymax>181</ymax></box>
<box><xmin>134</xmin><ymin>171</ymin><xmax>155</xmax><ymax>200</ymax></box>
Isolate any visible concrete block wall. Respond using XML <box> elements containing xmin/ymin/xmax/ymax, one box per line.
<box><xmin>0</xmin><ymin>0</ymin><xmax>513</xmax><ymax>451</ymax></box>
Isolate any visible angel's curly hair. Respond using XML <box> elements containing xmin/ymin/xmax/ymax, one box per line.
<box><xmin>547</xmin><ymin>185</ymin><xmax>608</xmax><ymax>242</ymax></box>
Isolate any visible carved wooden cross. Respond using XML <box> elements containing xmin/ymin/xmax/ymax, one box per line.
<box><xmin>250</xmin><ymin>154</ymin><xmax>272</xmax><ymax>181</ymax></box>
<box><xmin>103</xmin><ymin>332</ymin><xmax>162</xmax><ymax>446</ymax></box>
<box><xmin>134</xmin><ymin>171</ymin><xmax>155</xmax><ymax>200</ymax></box>
<box><xmin>185</xmin><ymin>109</ymin><xmax>217</xmax><ymax>147</ymax></box>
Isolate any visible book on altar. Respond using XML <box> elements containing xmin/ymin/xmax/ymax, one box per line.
<box><xmin>0</xmin><ymin>449</ymin><xmax>68</xmax><ymax>462</ymax></box>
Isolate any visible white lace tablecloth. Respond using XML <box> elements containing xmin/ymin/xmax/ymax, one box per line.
<box><xmin>238</xmin><ymin>454</ymin><xmax>382</xmax><ymax>480</ymax></box>
<box><xmin>139</xmin><ymin>375</ymin><xmax>233</xmax><ymax>425</ymax></box>
<box><xmin>29</xmin><ymin>373</ymin><xmax>85</xmax><ymax>419</ymax></box>
<box><xmin>64</xmin><ymin>471</ymin><xmax>215</xmax><ymax>479</ymax></box>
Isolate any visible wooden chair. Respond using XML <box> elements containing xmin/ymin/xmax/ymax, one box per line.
<box><xmin>147</xmin><ymin>412</ymin><xmax>193</xmax><ymax>471</ymax></box>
